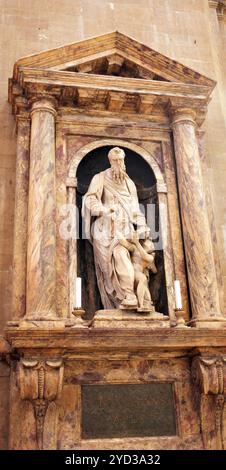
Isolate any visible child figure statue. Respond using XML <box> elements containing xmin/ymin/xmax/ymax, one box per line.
<box><xmin>119</xmin><ymin>232</ymin><xmax>157</xmax><ymax>312</ymax></box>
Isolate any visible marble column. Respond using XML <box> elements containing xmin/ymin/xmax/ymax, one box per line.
<box><xmin>11</xmin><ymin>116</ymin><xmax>30</xmax><ymax>319</ymax></box>
<box><xmin>26</xmin><ymin>98</ymin><xmax>57</xmax><ymax>320</ymax></box>
<box><xmin>171</xmin><ymin>107</ymin><xmax>225</xmax><ymax>326</ymax></box>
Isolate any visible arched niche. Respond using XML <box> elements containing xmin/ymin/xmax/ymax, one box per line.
<box><xmin>67</xmin><ymin>139</ymin><xmax>172</xmax><ymax>319</ymax></box>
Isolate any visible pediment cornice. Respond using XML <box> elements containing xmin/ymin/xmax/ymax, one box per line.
<box><xmin>8</xmin><ymin>31</ymin><xmax>216</xmax><ymax>125</ymax></box>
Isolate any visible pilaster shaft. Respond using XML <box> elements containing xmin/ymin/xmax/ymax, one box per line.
<box><xmin>171</xmin><ymin>108</ymin><xmax>222</xmax><ymax>323</ymax></box>
<box><xmin>12</xmin><ymin>117</ymin><xmax>30</xmax><ymax>319</ymax></box>
<box><xmin>26</xmin><ymin>98</ymin><xmax>57</xmax><ymax>319</ymax></box>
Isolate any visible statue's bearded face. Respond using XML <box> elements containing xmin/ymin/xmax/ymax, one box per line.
<box><xmin>108</xmin><ymin>148</ymin><xmax>126</xmax><ymax>184</ymax></box>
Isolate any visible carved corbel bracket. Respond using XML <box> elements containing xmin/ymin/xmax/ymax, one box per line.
<box><xmin>192</xmin><ymin>356</ymin><xmax>226</xmax><ymax>449</ymax></box>
<box><xmin>17</xmin><ymin>358</ymin><xmax>64</xmax><ymax>449</ymax></box>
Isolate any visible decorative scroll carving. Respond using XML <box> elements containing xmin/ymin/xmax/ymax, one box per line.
<box><xmin>18</xmin><ymin>359</ymin><xmax>64</xmax><ymax>449</ymax></box>
<box><xmin>192</xmin><ymin>356</ymin><xmax>226</xmax><ymax>449</ymax></box>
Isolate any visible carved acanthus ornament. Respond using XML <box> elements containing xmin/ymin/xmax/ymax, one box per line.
<box><xmin>192</xmin><ymin>356</ymin><xmax>226</xmax><ymax>449</ymax></box>
<box><xmin>18</xmin><ymin>359</ymin><xmax>64</xmax><ymax>449</ymax></box>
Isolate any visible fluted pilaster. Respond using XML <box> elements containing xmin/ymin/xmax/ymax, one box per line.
<box><xmin>11</xmin><ymin>116</ymin><xmax>30</xmax><ymax>319</ymax></box>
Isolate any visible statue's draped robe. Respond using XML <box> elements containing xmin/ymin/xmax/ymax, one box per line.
<box><xmin>82</xmin><ymin>169</ymin><xmax>147</xmax><ymax>309</ymax></box>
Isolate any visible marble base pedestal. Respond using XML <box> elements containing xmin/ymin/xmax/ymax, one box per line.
<box><xmin>91</xmin><ymin>309</ymin><xmax>170</xmax><ymax>328</ymax></box>
<box><xmin>5</xmin><ymin>322</ymin><xmax>226</xmax><ymax>450</ymax></box>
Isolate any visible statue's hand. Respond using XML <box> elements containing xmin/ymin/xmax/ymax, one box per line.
<box><xmin>131</xmin><ymin>231</ymin><xmax>140</xmax><ymax>244</ymax></box>
<box><xmin>119</xmin><ymin>238</ymin><xmax>135</xmax><ymax>252</ymax></box>
<box><xmin>137</xmin><ymin>226</ymin><xmax>150</xmax><ymax>240</ymax></box>
<box><xmin>102</xmin><ymin>206</ymin><xmax>116</xmax><ymax>217</ymax></box>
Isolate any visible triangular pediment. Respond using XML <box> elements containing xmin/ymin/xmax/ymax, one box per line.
<box><xmin>13</xmin><ymin>31</ymin><xmax>214</xmax><ymax>87</ymax></box>
<box><xmin>9</xmin><ymin>31</ymin><xmax>216</xmax><ymax>123</ymax></box>
<box><xmin>58</xmin><ymin>52</ymin><xmax>169</xmax><ymax>81</ymax></box>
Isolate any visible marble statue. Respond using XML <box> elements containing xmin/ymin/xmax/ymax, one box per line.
<box><xmin>119</xmin><ymin>232</ymin><xmax>157</xmax><ymax>311</ymax></box>
<box><xmin>82</xmin><ymin>147</ymin><xmax>156</xmax><ymax>311</ymax></box>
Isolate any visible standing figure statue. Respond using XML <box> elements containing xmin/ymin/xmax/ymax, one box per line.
<box><xmin>82</xmin><ymin>147</ymin><xmax>157</xmax><ymax>311</ymax></box>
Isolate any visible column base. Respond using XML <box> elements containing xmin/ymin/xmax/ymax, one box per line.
<box><xmin>7</xmin><ymin>317</ymin><xmax>65</xmax><ymax>330</ymax></box>
<box><xmin>190</xmin><ymin>314</ymin><xmax>226</xmax><ymax>329</ymax></box>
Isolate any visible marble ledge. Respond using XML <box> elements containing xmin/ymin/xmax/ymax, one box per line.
<box><xmin>4</xmin><ymin>325</ymin><xmax>226</xmax><ymax>357</ymax></box>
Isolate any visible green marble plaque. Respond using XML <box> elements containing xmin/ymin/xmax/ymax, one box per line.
<box><xmin>82</xmin><ymin>383</ymin><xmax>176</xmax><ymax>439</ymax></box>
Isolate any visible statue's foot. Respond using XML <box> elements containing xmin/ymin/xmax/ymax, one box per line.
<box><xmin>143</xmin><ymin>300</ymin><xmax>154</xmax><ymax>309</ymax></box>
<box><xmin>137</xmin><ymin>301</ymin><xmax>155</xmax><ymax>313</ymax></box>
<box><xmin>119</xmin><ymin>293</ymin><xmax>138</xmax><ymax>309</ymax></box>
<box><xmin>137</xmin><ymin>307</ymin><xmax>153</xmax><ymax>313</ymax></box>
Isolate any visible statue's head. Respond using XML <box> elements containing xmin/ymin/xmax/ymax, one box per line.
<box><xmin>108</xmin><ymin>147</ymin><xmax>126</xmax><ymax>183</ymax></box>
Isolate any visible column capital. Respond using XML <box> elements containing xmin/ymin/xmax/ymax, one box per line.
<box><xmin>16</xmin><ymin>114</ymin><xmax>30</xmax><ymax>123</ymax></box>
<box><xmin>16</xmin><ymin>114</ymin><xmax>31</xmax><ymax>134</ymax></box>
<box><xmin>30</xmin><ymin>96</ymin><xmax>58</xmax><ymax>118</ymax></box>
<box><xmin>170</xmin><ymin>107</ymin><xmax>197</xmax><ymax>127</ymax></box>
<box><xmin>209</xmin><ymin>1</ymin><xmax>226</xmax><ymax>21</ymax></box>
<box><xmin>208</xmin><ymin>1</ymin><xmax>220</xmax><ymax>8</ymax></box>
